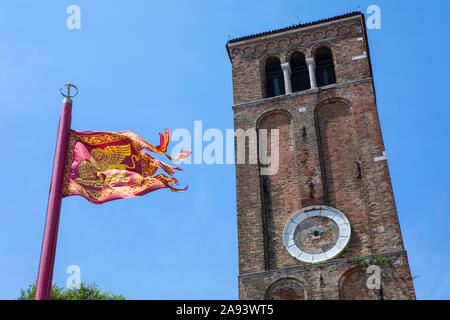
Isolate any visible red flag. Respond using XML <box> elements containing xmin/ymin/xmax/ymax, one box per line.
<box><xmin>62</xmin><ymin>129</ymin><xmax>190</xmax><ymax>204</ymax></box>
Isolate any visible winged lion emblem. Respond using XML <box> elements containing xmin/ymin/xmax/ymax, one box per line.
<box><xmin>76</xmin><ymin>144</ymin><xmax>139</xmax><ymax>187</ymax></box>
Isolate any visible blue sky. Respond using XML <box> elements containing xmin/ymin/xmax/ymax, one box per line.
<box><xmin>0</xmin><ymin>0</ymin><xmax>449</xmax><ymax>300</ymax></box>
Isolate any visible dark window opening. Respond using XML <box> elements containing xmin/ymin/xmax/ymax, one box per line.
<box><xmin>290</xmin><ymin>52</ymin><xmax>310</xmax><ymax>92</ymax></box>
<box><xmin>315</xmin><ymin>47</ymin><xmax>336</xmax><ymax>87</ymax></box>
<box><xmin>265</xmin><ymin>57</ymin><xmax>285</xmax><ymax>98</ymax></box>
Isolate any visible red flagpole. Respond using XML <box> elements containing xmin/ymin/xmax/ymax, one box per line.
<box><xmin>36</xmin><ymin>84</ymin><xmax>75</xmax><ymax>300</ymax></box>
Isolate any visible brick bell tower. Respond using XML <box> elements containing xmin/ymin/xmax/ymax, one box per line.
<box><xmin>226</xmin><ymin>12</ymin><xmax>415</xmax><ymax>300</ymax></box>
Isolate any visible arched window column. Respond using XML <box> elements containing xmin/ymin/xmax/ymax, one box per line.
<box><xmin>280</xmin><ymin>63</ymin><xmax>292</xmax><ymax>94</ymax></box>
<box><xmin>306</xmin><ymin>57</ymin><xmax>318</xmax><ymax>89</ymax></box>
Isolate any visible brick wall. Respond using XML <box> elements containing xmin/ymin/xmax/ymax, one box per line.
<box><xmin>239</xmin><ymin>252</ymin><xmax>415</xmax><ymax>300</ymax></box>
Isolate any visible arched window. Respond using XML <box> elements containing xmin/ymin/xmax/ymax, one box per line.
<box><xmin>315</xmin><ymin>47</ymin><xmax>336</xmax><ymax>87</ymax></box>
<box><xmin>290</xmin><ymin>52</ymin><xmax>310</xmax><ymax>92</ymax></box>
<box><xmin>265</xmin><ymin>57</ymin><xmax>285</xmax><ymax>98</ymax></box>
<box><xmin>265</xmin><ymin>278</ymin><xmax>306</xmax><ymax>300</ymax></box>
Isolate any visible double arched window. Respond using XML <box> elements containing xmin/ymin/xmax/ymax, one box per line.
<box><xmin>315</xmin><ymin>47</ymin><xmax>336</xmax><ymax>87</ymax></box>
<box><xmin>290</xmin><ymin>52</ymin><xmax>310</xmax><ymax>92</ymax></box>
<box><xmin>265</xmin><ymin>57</ymin><xmax>285</xmax><ymax>98</ymax></box>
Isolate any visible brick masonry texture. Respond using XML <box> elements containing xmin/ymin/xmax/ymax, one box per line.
<box><xmin>229</xmin><ymin>13</ymin><xmax>415</xmax><ymax>300</ymax></box>
<box><xmin>239</xmin><ymin>252</ymin><xmax>415</xmax><ymax>300</ymax></box>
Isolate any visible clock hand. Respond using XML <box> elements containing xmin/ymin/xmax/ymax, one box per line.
<box><xmin>318</xmin><ymin>225</ymin><xmax>337</xmax><ymax>234</ymax></box>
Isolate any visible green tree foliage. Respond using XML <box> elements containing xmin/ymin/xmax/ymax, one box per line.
<box><xmin>18</xmin><ymin>282</ymin><xmax>126</xmax><ymax>300</ymax></box>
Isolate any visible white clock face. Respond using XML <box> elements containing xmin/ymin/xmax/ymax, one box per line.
<box><xmin>282</xmin><ymin>205</ymin><xmax>351</xmax><ymax>263</ymax></box>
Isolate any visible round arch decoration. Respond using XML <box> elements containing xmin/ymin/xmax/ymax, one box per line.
<box><xmin>265</xmin><ymin>278</ymin><xmax>306</xmax><ymax>300</ymax></box>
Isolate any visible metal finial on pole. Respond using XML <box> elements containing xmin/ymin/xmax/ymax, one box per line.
<box><xmin>36</xmin><ymin>83</ymin><xmax>77</xmax><ymax>300</ymax></box>
<box><xmin>60</xmin><ymin>82</ymin><xmax>78</xmax><ymax>103</ymax></box>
